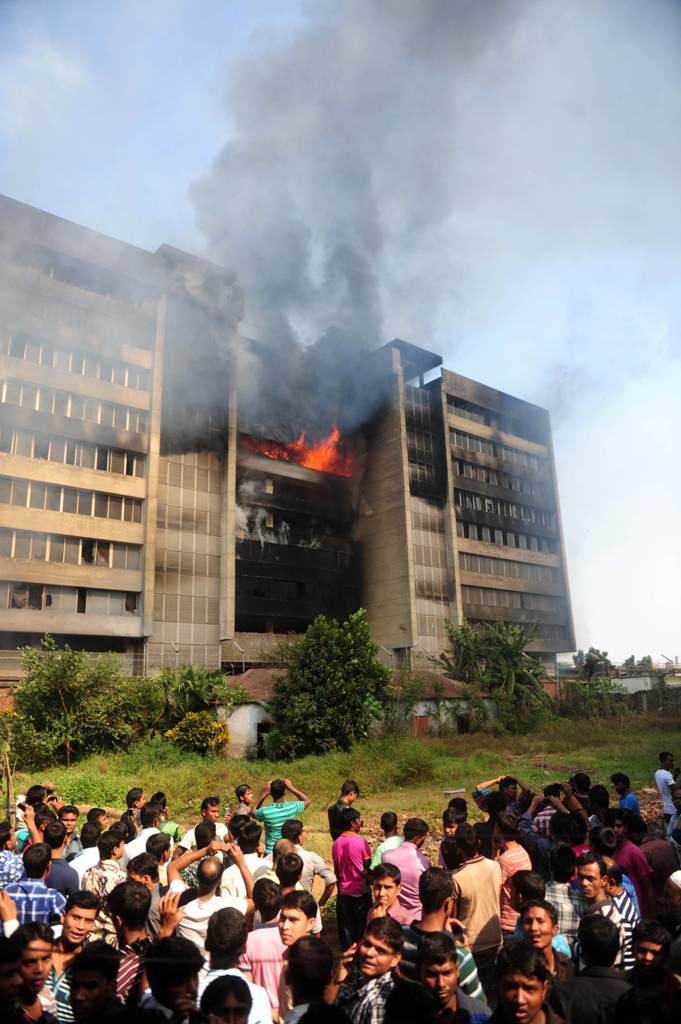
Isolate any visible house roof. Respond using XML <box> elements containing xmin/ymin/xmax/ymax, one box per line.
<box><xmin>395</xmin><ymin>669</ymin><xmax>469</xmax><ymax>700</ymax></box>
<box><xmin>232</xmin><ymin>668</ymin><xmax>278</xmax><ymax>702</ymax></box>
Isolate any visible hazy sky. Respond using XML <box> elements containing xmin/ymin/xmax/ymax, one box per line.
<box><xmin>2</xmin><ymin>0</ymin><xmax>679</xmax><ymax>662</ymax></box>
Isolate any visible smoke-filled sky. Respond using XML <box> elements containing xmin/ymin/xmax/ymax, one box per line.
<box><xmin>2</xmin><ymin>0</ymin><xmax>680</xmax><ymax>662</ymax></box>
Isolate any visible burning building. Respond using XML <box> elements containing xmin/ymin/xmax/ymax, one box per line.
<box><xmin>0</xmin><ymin>195</ymin><xmax>574</xmax><ymax>679</ymax></box>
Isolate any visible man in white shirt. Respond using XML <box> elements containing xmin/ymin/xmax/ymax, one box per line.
<box><xmin>281</xmin><ymin>819</ymin><xmax>336</xmax><ymax>910</ymax></box>
<box><xmin>120</xmin><ymin>802</ymin><xmax>162</xmax><ymax>868</ymax></box>
<box><xmin>179</xmin><ymin>796</ymin><xmax>228</xmax><ymax>851</ymax></box>
<box><xmin>198</xmin><ymin>907</ymin><xmax>271</xmax><ymax>1024</ymax></box>
<box><xmin>221</xmin><ymin>822</ymin><xmax>271</xmax><ymax>899</ymax></box>
<box><xmin>167</xmin><ymin>843</ymin><xmax>255</xmax><ymax>959</ymax></box>
<box><xmin>656</xmin><ymin>751</ymin><xmax>678</xmax><ymax>823</ymax></box>
<box><xmin>69</xmin><ymin>822</ymin><xmax>102</xmax><ymax>883</ymax></box>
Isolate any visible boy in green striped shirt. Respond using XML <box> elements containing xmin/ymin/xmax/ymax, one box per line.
<box><xmin>253</xmin><ymin>778</ymin><xmax>311</xmax><ymax>854</ymax></box>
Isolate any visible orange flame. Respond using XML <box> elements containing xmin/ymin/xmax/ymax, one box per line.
<box><xmin>242</xmin><ymin>424</ymin><xmax>352</xmax><ymax>477</ymax></box>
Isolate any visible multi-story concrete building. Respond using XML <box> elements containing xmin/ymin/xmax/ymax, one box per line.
<box><xmin>0</xmin><ymin>195</ymin><xmax>574</xmax><ymax>679</ymax></box>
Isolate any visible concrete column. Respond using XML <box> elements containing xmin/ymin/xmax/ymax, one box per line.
<box><xmin>141</xmin><ymin>294</ymin><xmax>165</xmax><ymax>643</ymax></box>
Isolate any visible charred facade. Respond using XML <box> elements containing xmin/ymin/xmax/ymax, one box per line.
<box><xmin>0</xmin><ymin>196</ymin><xmax>574</xmax><ymax>677</ymax></box>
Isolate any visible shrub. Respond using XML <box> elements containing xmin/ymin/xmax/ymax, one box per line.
<box><xmin>164</xmin><ymin>711</ymin><xmax>230</xmax><ymax>753</ymax></box>
<box><xmin>557</xmin><ymin>676</ymin><xmax>633</xmax><ymax>718</ymax></box>
<box><xmin>269</xmin><ymin>610</ymin><xmax>390</xmax><ymax>759</ymax></box>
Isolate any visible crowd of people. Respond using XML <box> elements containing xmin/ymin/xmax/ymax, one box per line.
<box><xmin>0</xmin><ymin>752</ymin><xmax>680</xmax><ymax>1023</ymax></box>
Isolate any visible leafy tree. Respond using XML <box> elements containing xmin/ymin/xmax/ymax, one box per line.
<box><xmin>637</xmin><ymin>655</ymin><xmax>653</xmax><ymax>669</ymax></box>
<box><xmin>623</xmin><ymin>655</ymin><xmax>636</xmax><ymax>669</ymax></box>
<box><xmin>269</xmin><ymin>610</ymin><xmax>390</xmax><ymax>758</ymax></box>
<box><xmin>573</xmin><ymin>647</ymin><xmax>612</xmax><ymax>680</ymax></box>
<box><xmin>440</xmin><ymin>619</ymin><xmax>551</xmax><ymax>733</ymax></box>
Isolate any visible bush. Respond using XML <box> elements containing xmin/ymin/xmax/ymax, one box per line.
<box><xmin>556</xmin><ymin>676</ymin><xmax>633</xmax><ymax>718</ymax></box>
<box><xmin>269</xmin><ymin>610</ymin><xmax>390</xmax><ymax>759</ymax></box>
<box><xmin>164</xmin><ymin>711</ymin><xmax>230</xmax><ymax>754</ymax></box>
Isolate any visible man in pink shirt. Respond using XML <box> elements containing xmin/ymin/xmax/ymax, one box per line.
<box><xmin>382</xmin><ymin>817</ymin><xmax>431</xmax><ymax>925</ymax></box>
<box><xmin>495</xmin><ymin>811</ymin><xmax>532</xmax><ymax>935</ymax></box>
<box><xmin>332</xmin><ymin>806</ymin><xmax>372</xmax><ymax>948</ymax></box>
<box><xmin>609</xmin><ymin>809</ymin><xmax>654</xmax><ymax>915</ymax></box>
<box><xmin>239</xmin><ymin>877</ymin><xmax>286</xmax><ymax>1014</ymax></box>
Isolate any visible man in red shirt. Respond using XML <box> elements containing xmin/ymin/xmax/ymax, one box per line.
<box><xmin>332</xmin><ymin>807</ymin><xmax>371</xmax><ymax>948</ymax></box>
<box><xmin>607</xmin><ymin>809</ymin><xmax>654</xmax><ymax>915</ymax></box>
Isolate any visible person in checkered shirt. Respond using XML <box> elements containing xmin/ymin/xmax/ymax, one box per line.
<box><xmin>4</xmin><ymin>844</ymin><xmax>65</xmax><ymax>925</ymax></box>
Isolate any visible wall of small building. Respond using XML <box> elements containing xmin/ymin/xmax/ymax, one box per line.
<box><xmin>220</xmin><ymin>701</ymin><xmax>273</xmax><ymax>757</ymax></box>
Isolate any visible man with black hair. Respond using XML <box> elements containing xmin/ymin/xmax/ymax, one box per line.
<box><xmin>13</xmin><ymin>921</ymin><xmax>57</xmax><ymax>1022</ymax></box>
<box><xmin>576</xmin><ymin>853</ymin><xmax>626</xmax><ymax>969</ymax></box>
<box><xmin>240</xmin><ymin>879</ymin><xmax>286</xmax><ymax>1014</ymax></box>
<box><xmin>127</xmin><ymin>852</ymin><xmax>162</xmax><ymax>937</ymax></box>
<box><xmin>495</xmin><ymin>812</ymin><xmax>532</xmax><ymax>936</ymax></box>
<box><xmin>473</xmin><ymin>792</ymin><xmax>507</xmax><ymax>861</ymax></box>
<box><xmin>399</xmin><ymin>868</ymin><xmax>484</xmax><ymax>1001</ymax></box>
<box><xmin>328</xmin><ymin>780</ymin><xmax>360</xmax><ymax>842</ymax></box>
<box><xmin>69</xmin><ymin>941</ymin><xmax>123</xmax><ymax>1021</ymax></box>
<box><xmin>69</xmin><ymin>825</ymin><xmax>103</xmax><ymax>886</ymax></box>
<box><xmin>473</xmin><ymin>775</ymin><xmax>527</xmax><ymax>818</ymax></box>
<box><xmin>43</xmin><ymin>821</ymin><xmax>79</xmax><ymax>899</ymax></box>
<box><xmin>383</xmin><ymin>818</ymin><xmax>430</xmax><ymax>925</ymax></box>
<box><xmin>655</xmin><ymin>751</ymin><xmax>678</xmax><ymax>823</ymax></box>
<box><xmin>120</xmin><ymin>803</ymin><xmax>162</xmax><ymax>868</ymax></box>
<box><xmin>417</xmin><ymin>932</ymin><xmax>490</xmax><ymax>1023</ymax></box>
<box><xmin>569</xmin><ymin>914</ymin><xmax>631</xmax><ymax>1024</ymax></box>
<box><xmin>280</xmin><ymin>819</ymin><xmax>336</xmax><ymax>908</ymax></box>
<box><xmin>331</xmin><ymin>916</ymin><xmax>403</xmax><ymax>1024</ymax></box>
<box><xmin>198</xmin><ymin>908</ymin><xmax>271</xmax><ymax>1023</ymax></box>
<box><xmin>201</xmin><ymin>975</ymin><xmax>252</xmax><ymax>1023</ymax></box>
<box><xmin>0</xmin><ymin>821</ymin><xmax>24</xmax><ymax>887</ymax></box>
<box><xmin>57</xmin><ymin>807</ymin><xmax>82</xmax><ymax>863</ymax></box>
<box><xmin>610</xmin><ymin>773</ymin><xmax>640</xmax><ymax>817</ymax></box>
<box><xmin>638</xmin><ymin>821</ymin><xmax>680</xmax><ymax>912</ymax></box>
<box><xmin>277</xmin><ymin>891</ymin><xmax>320</xmax><ymax>1020</ymax></box>
<box><xmin>285</xmin><ymin>935</ymin><xmax>334</xmax><ymax>1024</ymax></box>
<box><xmin>545</xmin><ymin>843</ymin><xmax>584</xmax><ymax>950</ymax></box>
<box><xmin>235</xmin><ymin>784</ymin><xmax>254</xmax><ymax>817</ymax></box>
<box><xmin>179</xmin><ymin>796</ymin><xmax>229</xmax><ymax>852</ymax></box>
<box><xmin>603</xmin><ymin>858</ymin><xmax>638</xmax><ymax>970</ymax></box>
<box><xmin>140</xmin><ymin>935</ymin><xmax>204</xmax><ymax>1018</ymax></box>
<box><xmin>487</xmin><ymin>942</ymin><xmax>559</xmax><ymax>1024</ymax></box>
<box><xmin>120</xmin><ymin>788</ymin><xmax>144</xmax><ymax>843</ymax></box>
<box><xmin>606</xmin><ymin>810</ymin><xmax>654</xmax><ymax>915</ymax></box>
<box><xmin>82</xmin><ymin>830</ymin><xmax>127</xmax><ymax>945</ymax></box>
<box><xmin>108</xmin><ymin>881</ymin><xmax>151</xmax><ymax>1007</ymax></box>
<box><xmin>450</xmin><ymin>822</ymin><xmax>501</xmax><ymax>997</ymax></box>
<box><xmin>150</xmin><ymin>792</ymin><xmax>183</xmax><ymax>846</ymax></box>
<box><xmin>332</xmin><ymin>806</ymin><xmax>372</xmax><ymax>947</ymax></box>
<box><xmin>367</xmin><ymin>864</ymin><xmax>411</xmax><ymax>926</ymax></box>
<box><xmin>570</xmin><ymin>771</ymin><xmax>592</xmax><ymax>812</ymax></box>
<box><xmin>5</xmin><ymin>844</ymin><xmax>66</xmax><ymax>924</ymax></box>
<box><xmin>221</xmin><ymin>821</ymin><xmax>267</xmax><ymax>900</ymax></box>
<box><xmin>85</xmin><ymin>809</ymin><xmax>109</xmax><ymax>831</ymax></box>
<box><xmin>618</xmin><ymin>920</ymin><xmax>681</xmax><ymax>1020</ymax></box>
<box><xmin>369</xmin><ymin>812</ymin><xmax>403</xmax><ymax>870</ymax></box>
<box><xmin>519</xmin><ymin>900</ymin><xmax>573</xmax><ymax>1018</ymax></box>
<box><xmin>145</xmin><ymin>833</ymin><xmax>171</xmax><ymax>886</ymax></box>
<box><xmin>589</xmin><ymin>785</ymin><xmax>610</xmax><ymax>829</ymax></box>
<box><xmin>255</xmin><ymin>780</ymin><xmax>310</xmax><ymax>855</ymax></box>
<box><xmin>44</xmin><ymin>891</ymin><xmax>100</xmax><ymax>1024</ymax></box>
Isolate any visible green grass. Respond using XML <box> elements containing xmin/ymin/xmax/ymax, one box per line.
<box><xmin>27</xmin><ymin>714</ymin><xmax>681</xmax><ymax>862</ymax></box>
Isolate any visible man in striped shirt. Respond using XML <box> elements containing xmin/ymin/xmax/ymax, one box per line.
<box><xmin>253</xmin><ymin>778</ymin><xmax>310</xmax><ymax>855</ymax></box>
<box><xmin>495</xmin><ymin>813</ymin><xmax>532</xmax><ymax>936</ymax></box>
<box><xmin>605</xmin><ymin>858</ymin><xmax>639</xmax><ymax>970</ymax></box>
<box><xmin>45</xmin><ymin>891</ymin><xmax>100</xmax><ymax>1023</ymax></box>
<box><xmin>107</xmin><ymin>880</ymin><xmax>152</xmax><ymax>1008</ymax></box>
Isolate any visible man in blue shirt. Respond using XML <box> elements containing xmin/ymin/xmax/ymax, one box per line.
<box><xmin>611</xmin><ymin>773</ymin><xmax>640</xmax><ymax>817</ymax></box>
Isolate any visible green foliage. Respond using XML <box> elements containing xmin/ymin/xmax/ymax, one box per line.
<box><xmin>268</xmin><ymin>610</ymin><xmax>391</xmax><ymax>758</ymax></box>
<box><xmin>441</xmin><ymin>619</ymin><xmax>551</xmax><ymax>734</ymax></box>
<box><xmin>164</xmin><ymin>711</ymin><xmax>230</xmax><ymax>753</ymax></box>
<box><xmin>557</xmin><ymin>675</ymin><xmax>633</xmax><ymax>719</ymax></box>
<box><xmin>379</xmin><ymin>668</ymin><xmax>426</xmax><ymax>737</ymax></box>
<box><xmin>11</xmin><ymin>636</ymin><xmax>167</xmax><ymax>769</ymax></box>
<box><xmin>389</xmin><ymin>743</ymin><xmax>436</xmax><ymax>786</ymax></box>
<box><xmin>573</xmin><ymin>647</ymin><xmax>612</xmax><ymax>679</ymax></box>
<box><xmin>156</xmin><ymin>665</ymin><xmax>247</xmax><ymax>727</ymax></box>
